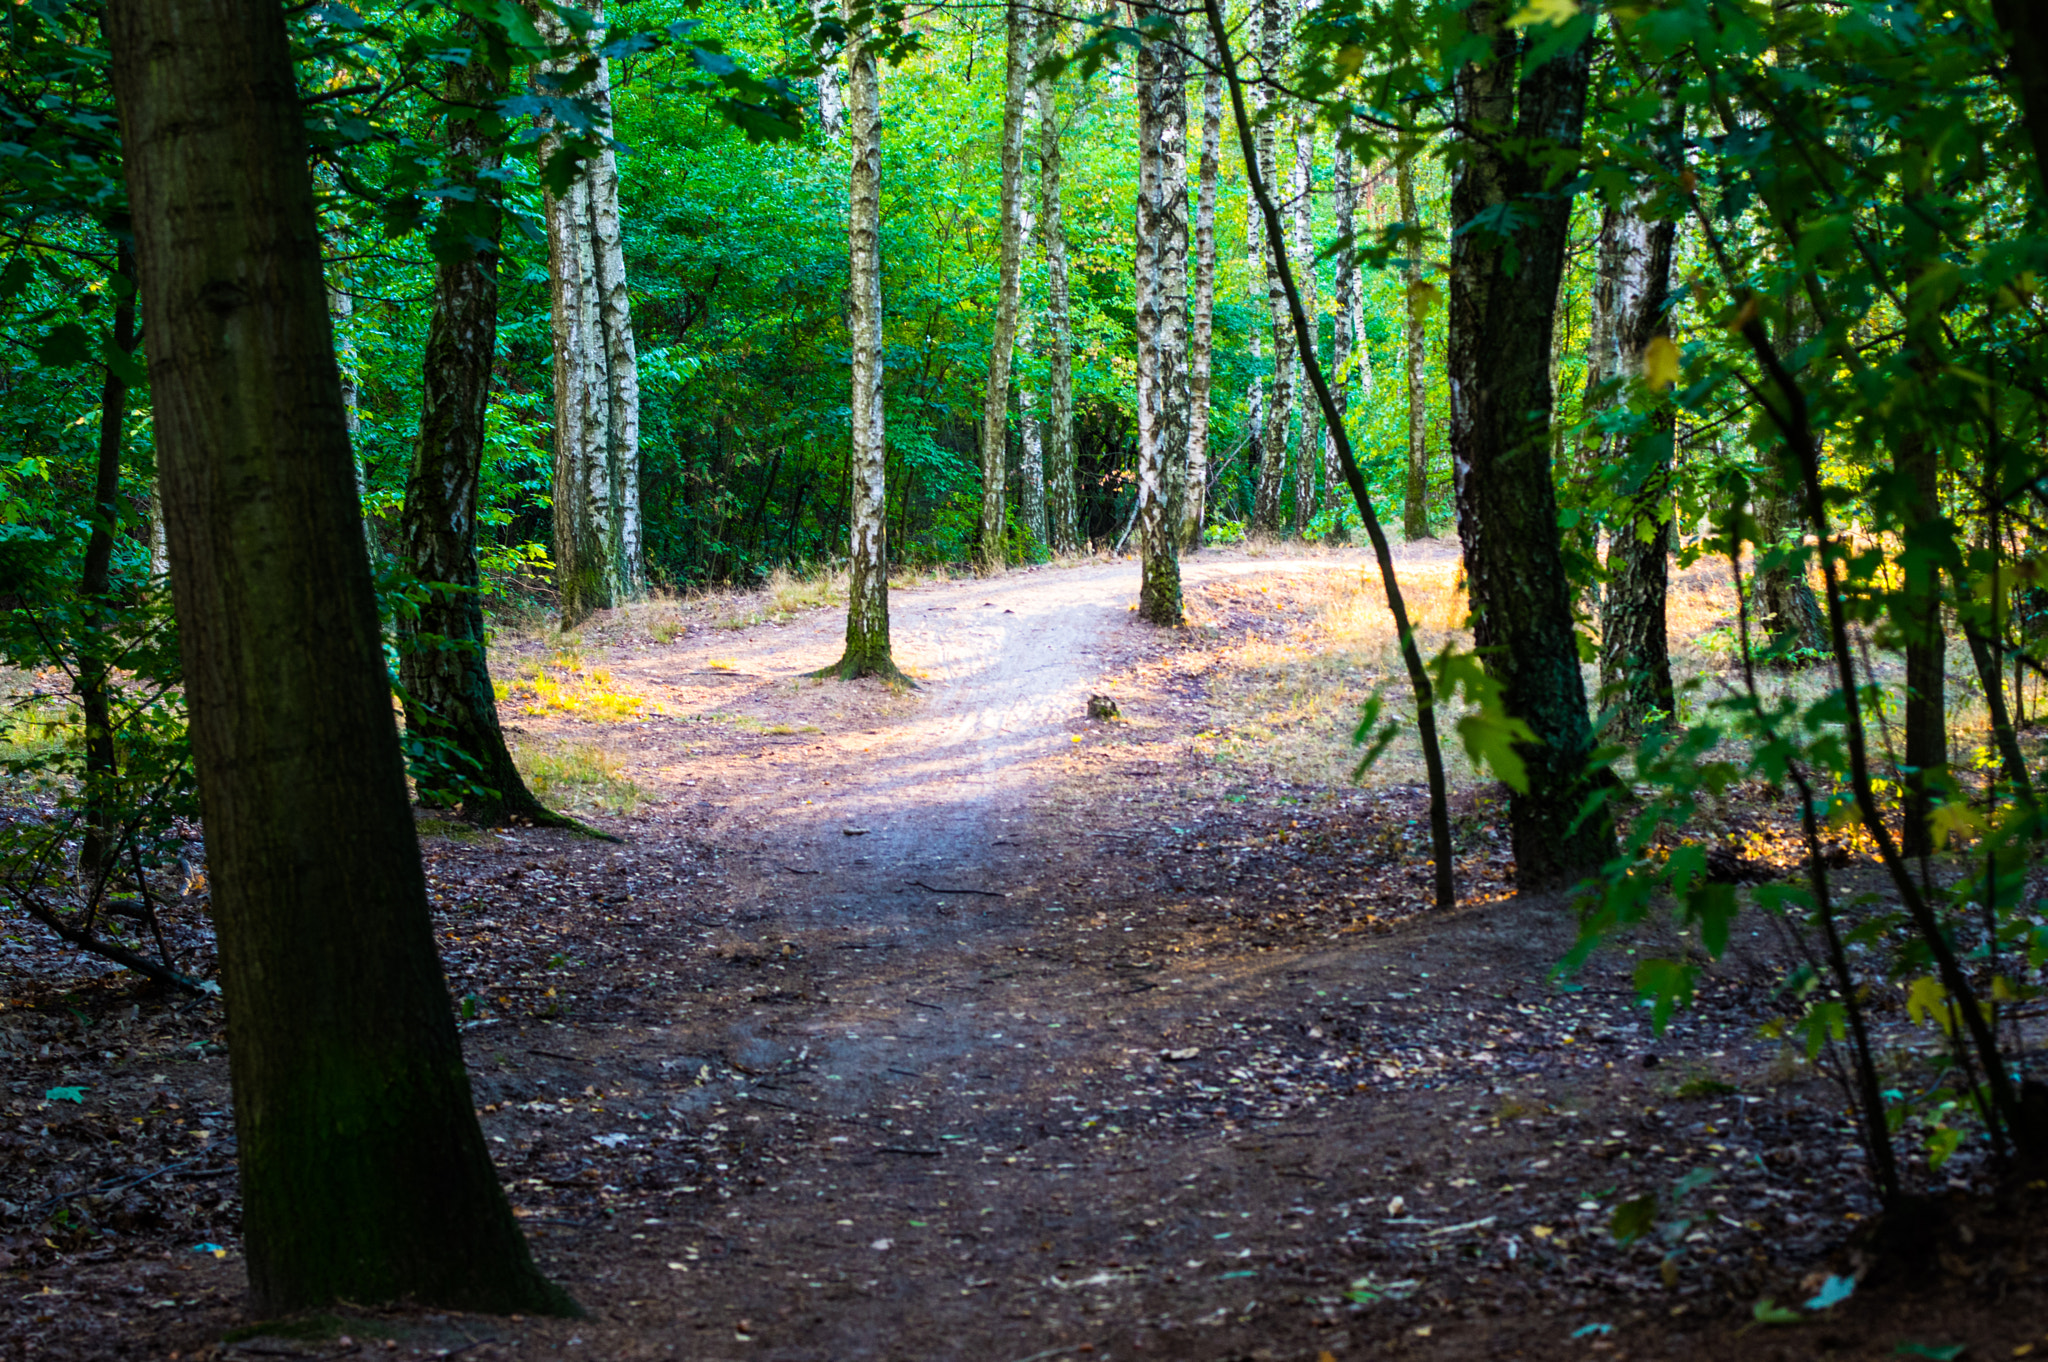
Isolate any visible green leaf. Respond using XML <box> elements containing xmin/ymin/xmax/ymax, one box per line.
<box><xmin>35</xmin><ymin>321</ymin><xmax>94</xmax><ymax>369</ymax></box>
<box><xmin>44</xmin><ymin>1086</ymin><xmax>85</xmax><ymax>1103</ymax></box>
<box><xmin>1752</xmin><ymin>1298</ymin><xmax>1802</xmax><ymax>1326</ymax></box>
<box><xmin>1892</xmin><ymin>1345</ymin><xmax>1965</xmax><ymax>1361</ymax></box>
<box><xmin>1609</xmin><ymin>1194</ymin><xmax>1656</xmax><ymax>1246</ymax></box>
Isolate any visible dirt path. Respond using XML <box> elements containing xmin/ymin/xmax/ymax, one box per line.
<box><xmin>8</xmin><ymin>546</ymin><xmax>2041</xmax><ymax>1362</ymax></box>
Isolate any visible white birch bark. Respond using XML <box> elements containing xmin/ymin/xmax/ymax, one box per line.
<box><xmin>1250</xmin><ymin>0</ymin><xmax>1292</xmax><ymax>533</ymax></box>
<box><xmin>1039</xmin><ymin>5</ymin><xmax>1079</xmax><ymax>553</ymax></box>
<box><xmin>1182</xmin><ymin>33</ymin><xmax>1220</xmax><ymax>549</ymax></box>
<box><xmin>1397</xmin><ymin>151</ymin><xmax>1431</xmax><ymax>539</ymax></box>
<box><xmin>812</xmin><ymin>0</ymin><xmax>844</xmax><ymax>140</ymax></box>
<box><xmin>1328</xmin><ymin>134</ymin><xmax>1365</xmax><ymax>525</ymax></box>
<box><xmin>1017</xmin><ymin>61</ymin><xmax>1045</xmax><ymax>548</ymax></box>
<box><xmin>1133</xmin><ymin>13</ymin><xmax>1184</xmax><ymax>624</ymax></box>
<box><xmin>1289</xmin><ymin>110</ymin><xmax>1322</xmax><ymax>529</ymax></box>
<box><xmin>829</xmin><ymin>31</ymin><xmax>899</xmax><ymax>678</ymax></box>
<box><xmin>976</xmin><ymin>0</ymin><xmax>1033</xmax><ymax>571</ymax></box>
<box><xmin>537</xmin><ymin>0</ymin><xmax>641</xmax><ymax>625</ymax></box>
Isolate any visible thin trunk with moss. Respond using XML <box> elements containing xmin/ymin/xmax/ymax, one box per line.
<box><xmin>1183</xmin><ymin>36</ymin><xmax>1220</xmax><ymax>549</ymax></box>
<box><xmin>1040</xmin><ymin>9</ymin><xmax>1079</xmax><ymax>553</ymax></box>
<box><xmin>1134</xmin><ymin>13</ymin><xmax>1186</xmax><ymax>625</ymax></box>
<box><xmin>977</xmin><ymin>0</ymin><xmax>1032</xmax><ymax>571</ymax></box>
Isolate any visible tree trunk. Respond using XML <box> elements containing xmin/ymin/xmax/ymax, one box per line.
<box><xmin>1756</xmin><ymin>473</ymin><xmax>1826</xmax><ymax>666</ymax></box>
<box><xmin>1591</xmin><ymin>193</ymin><xmax>1678</xmax><ymax>737</ymax></box>
<box><xmin>1289</xmin><ymin>111</ymin><xmax>1322</xmax><ymax>530</ymax></box>
<box><xmin>539</xmin><ymin>0</ymin><xmax>642</xmax><ymax>627</ymax></box>
<box><xmin>106</xmin><ymin>0</ymin><xmax>573</xmax><ymax>1315</ymax></box>
<box><xmin>977</xmin><ymin>0</ymin><xmax>1032</xmax><ymax>571</ymax></box>
<box><xmin>1250</xmin><ymin>0</ymin><xmax>1292</xmax><ymax>533</ymax></box>
<box><xmin>1134</xmin><ymin>13</ymin><xmax>1186</xmax><ymax>625</ymax></box>
<box><xmin>1040</xmin><ymin>8</ymin><xmax>1080</xmax><ymax>555</ymax></box>
<box><xmin>1447</xmin><ymin>1</ymin><xmax>1611</xmax><ymax>891</ymax></box>
<box><xmin>1017</xmin><ymin>49</ymin><xmax>1046</xmax><ymax>550</ymax></box>
<box><xmin>76</xmin><ymin>246</ymin><xmax>137</xmax><ymax>880</ymax></box>
<box><xmin>812</xmin><ymin>0</ymin><xmax>844</xmax><ymax>140</ymax></box>
<box><xmin>1895</xmin><ymin>425</ymin><xmax>1945</xmax><ymax>858</ymax></box>
<box><xmin>1243</xmin><ymin>157</ymin><xmax>1266</xmax><ymax>525</ymax></box>
<box><xmin>817</xmin><ymin>30</ymin><xmax>905</xmax><ymax>682</ymax></box>
<box><xmin>1328</xmin><ymin>134</ymin><xmax>1365</xmax><ymax>538</ymax></box>
<box><xmin>1183</xmin><ymin>36</ymin><xmax>1220</xmax><ymax>551</ymax></box>
<box><xmin>398</xmin><ymin>48</ymin><xmax>572</xmax><ymax>828</ymax></box>
<box><xmin>1398</xmin><ymin>152</ymin><xmax>1430</xmax><ymax>540</ymax></box>
<box><xmin>1992</xmin><ymin>0</ymin><xmax>2048</xmax><ymax>191</ymax></box>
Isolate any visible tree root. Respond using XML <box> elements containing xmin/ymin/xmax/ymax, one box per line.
<box><xmin>806</xmin><ymin>649</ymin><xmax>916</xmax><ymax>689</ymax></box>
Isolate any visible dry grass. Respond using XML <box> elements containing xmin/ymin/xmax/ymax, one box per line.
<box><xmin>512</xmin><ymin>740</ymin><xmax>646</xmax><ymax>817</ymax></box>
<box><xmin>1182</xmin><ymin>552</ymin><xmax>2013</xmax><ymax>797</ymax></box>
<box><xmin>495</xmin><ymin>646</ymin><xmax>656</xmax><ymax>723</ymax></box>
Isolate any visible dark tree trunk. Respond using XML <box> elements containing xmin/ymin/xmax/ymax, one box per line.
<box><xmin>1755</xmin><ymin>473</ymin><xmax>1826</xmax><ymax>666</ymax></box>
<box><xmin>1446</xmin><ymin>1</ymin><xmax>1611</xmax><ymax>890</ymax></box>
<box><xmin>398</xmin><ymin>48</ymin><xmax>567</xmax><ymax>829</ymax></box>
<box><xmin>1895</xmin><ymin>427</ymin><xmax>1946</xmax><ymax>859</ymax></box>
<box><xmin>106</xmin><ymin>0</ymin><xmax>574</xmax><ymax>1316</ymax></box>
<box><xmin>77</xmin><ymin>247</ymin><xmax>137</xmax><ymax>878</ymax></box>
<box><xmin>1992</xmin><ymin>0</ymin><xmax>2048</xmax><ymax>189</ymax></box>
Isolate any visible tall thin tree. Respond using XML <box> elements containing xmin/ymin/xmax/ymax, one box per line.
<box><xmin>1183</xmin><ymin>29</ymin><xmax>1221</xmax><ymax>549</ymax></box>
<box><xmin>1134</xmin><ymin>6</ymin><xmax>1187</xmax><ymax>624</ymax></box>
<box><xmin>397</xmin><ymin>43</ymin><xmax>573</xmax><ymax>827</ymax></box>
<box><xmin>1039</xmin><ymin>4</ymin><xmax>1080</xmax><ymax>553</ymax></box>
<box><xmin>1250</xmin><ymin>0</ymin><xmax>1292</xmax><ymax>532</ymax></box>
<box><xmin>817</xmin><ymin>17</ymin><xmax>905</xmax><ymax>682</ymax></box>
<box><xmin>1289</xmin><ymin>107</ymin><xmax>1323</xmax><ymax>529</ymax></box>
<box><xmin>976</xmin><ymin>0</ymin><xmax>1033</xmax><ymax>570</ymax></box>
<box><xmin>1447</xmin><ymin>0</ymin><xmax>1612</xmax><ymax>890</ymax></box>
<box><xmin>537</xmin><ymin>0</ymin><xmax>642</xmax><ymax>627</ymax></box>
<box><xmin>106</xmin><ymin>0</ymin><xmax>574</xmax><ymax>1314</ymax></box>
<box><xmin>1397</xmin><ymin>150</ymin><xmax>1430</xmax><ymax>540</ymax></box>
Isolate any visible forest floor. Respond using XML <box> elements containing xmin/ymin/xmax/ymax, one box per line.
<box><xmin>4</xmin><ymin>541</ymin><xmax>2047</xmax><ymax>1362</ymax></box>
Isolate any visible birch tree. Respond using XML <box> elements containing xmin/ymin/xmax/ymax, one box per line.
<box><xmin>1398</xmin><ymin>151</ymin><xmax>1430</xmax><ymax>539</ymax></box>
<box><xmin>1183</xmin><ymin>32</ymin><xmax>1221</xmax><ymax>549</ymax></box>
<box><xmin>976</xmin><ymin>0</ymin><xmax>1033</xmax><ymax>571</ymax></box>
<box><xmin>817</xmin><ymin>23</ymin><xmax>906</xmax><ymax>682</ymax></box>
<box><xmin>1590</xmin><ymin>119</ymin><xmax>1680</xmax><ymax>737</ymax></box>
<box><xmin>811</xmin><ymin>0</ymin><xmax>844</xmax><ymax>140</ymax></box>
<box><xmin>1251</xmin><ymin>0</ymin><xmax>1293</xmax><ymax>533</ymax></box>
<box><xmin>538</xmin><ymin>0</ymin><xmax>642</xmax><ymax>628</ymax></box>
<box><xmin>1133</xmin><ymin>9</ymin><xmax>1186</xmax><ymax>624</ymax></box>
<box><xmin>1017</xmin><ymin>41</ymin><xmax>1046</xmax><ymax>548</ymax></box>
<box><xmin>1328</xmin><ymin>135</ymin><xmax>1367</xmax><ymax>532</ymax></box>
<box><xmin>1289</xmin><ymin>111</ymin><xmax>1322</xmax><ymax>530</ymax></box>
<box><xmin>1040</xmin><ymin>5</ymin><xmax>1080</xmax><ymax>553</ymax></box>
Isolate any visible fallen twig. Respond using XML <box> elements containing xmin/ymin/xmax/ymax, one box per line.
<box><xmin>907</xmin><ymin>880</ymin><xmax>1007</xmax><ymax>898</ymax></box>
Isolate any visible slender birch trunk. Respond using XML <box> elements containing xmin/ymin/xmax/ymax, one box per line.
<box><xmin>1134</xmin><ymin>12</ymin><xmax>1186</xmax><ymax>625</ymax></box>
<box><xmin>1289</xmin><ymin>112</ymin><xmax>1322</xmax><ymax>530</ymax></box>
<box><xmin>538</xmin><ymin>0</ymin><xmax>641</xmax><ymax>627</ymax></box>
<box><xmin>1017</xmin><ymin>53</ymin><xmax>1046</xmax><ymax>549</ymax></box>
<box><xmin>397</xmin><ymin>47</ymin><xmax>572</xmax><ymax>829</ymax></box>
<box><xmin>1590</xmin><ymin>197</ymin><xmax>1678</xmax><ymax>737</ymax></box>
<box><xmin>1328</xmin><ymin>135</ymin><xmax>1365</xmax><ymax>533</ymax></box>
<box><xmin>811</xmin><ymin>0</ymin><xmax>844</xmax><ymax>140</ymax></box>
<box><xmin>1398</xmin><ymin>151</ymin><xmax>1431</xmax><ymax>539</ymax></box>
<box><xmin>1251</xmin><ymin>0</ymin><xmax>1293</xmax><ymax>533</ymax></box>
<box><xmin>977</xmin><ymin>0</ymin><xmax>1033</xmax><ymax>571</ymax></box>
<box><xmin>1244</xmin><ymin>160</ymin><xmax>1266</xmax><ymax>523</ymax></box>
<box><xmin>1040</xmin><ymin>7</ymin><xmax>1080</xmax><ymax>553</ymax></box>
<box><xmin>1183</xmin><ymin>34</ymin><xmax>1220</xmax><ymax>549</ymax></box>
<box><xmin>817</xmin><ymin>31</ymin><xmax>904</xmax><ymax>682</ymax></box>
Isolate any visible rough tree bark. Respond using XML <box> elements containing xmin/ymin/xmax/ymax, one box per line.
<box><xmin>538</xmin><ymin>0</ymin><xmax>642</xmax><ymax>627</ymax></box>
<box><xmin>76</xmin><ymin>246</ymin><xmax>136</xmax><ymax>880</ymax></box>
<box><xmin>1039</xmin><ymin>5</ymin><xmax>1080</xmax><ymax>554</ymax></box>
<box><xmin>1289</xmin><ymin>109</ymin><xmax>1323</xmax><ymax>530</ymax></box>
<box><xmin>1182</xmin><ymin>32</ymin><xmax>1220</xmax><ymax>550</ymax></box>
<box><xmin>1590</xmin><ymin>185</ymin><xmax>1678</xmax><ymax>737</ymax></box>
<box><xmin>1133</xmin><ymin>9</ymin><xmax>1186</xmax><ymax>625</ymax></box>
<box><xmin>1447</xmin><ymin>1</ymin><xmax>1612</xmax><ymax>891</ymax></box>
<box><xmin>1243</xmin><ymin>156</ymin><xmax>1267</xmax><ymax>522</ymax></box>
<box><xmin>977</xmin><ymin>0</ymin><xmax>1032</xmax><ymax>571</ymax></box>
<box><xmin>817</xmin><ymin>27</ymin><xmax>905</xmax><ymax>682</ymax></box>
<box><xmin>397</xmin><ymin>47</ymin><xmax>571</xmax><ymax>828</ymax></box>
<box><xmin>1250</xmin><ymin>0</ymin><xmax>1292</xmax><ymax>533</ymax></box>
<box><xmin>105</xmin><ymin>0</ymin><xmax>575</xmax><ymax>1315</ymax></box>
<box><xmin>1398</xmin><ymin>152</ymin><xmax>1430</xmax><ymax>540</ymax></box>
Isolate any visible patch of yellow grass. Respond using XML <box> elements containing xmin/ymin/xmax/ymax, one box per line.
<box><xmin>495</xmin><ymin>653</ymin><xmax>654</xmax><ymax>722</ymax></box>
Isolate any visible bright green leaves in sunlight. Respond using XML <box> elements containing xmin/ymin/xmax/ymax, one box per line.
<box><xmin>1430</xmin><ymin>649</ymin><xmax>1537</xmax><ymax>793</ymax></box>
